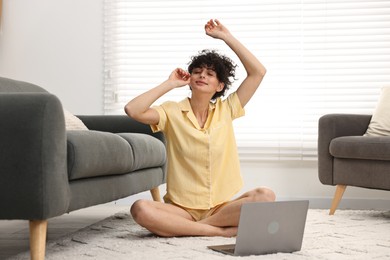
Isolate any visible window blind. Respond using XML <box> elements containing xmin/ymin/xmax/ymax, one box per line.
<box><xmin>103</xmin><ymin>0</ymin><xmax>390</xmax><ymax>161</ymax></box>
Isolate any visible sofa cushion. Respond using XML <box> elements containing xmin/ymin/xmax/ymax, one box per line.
<box><xmin>117</xmin><ymin>133</ymin><xmax>166</xmax><ymax>172</ymax></box>
<box><xmin>67</xmin><ymin>131</ymin><xmax>166</xmax><ymax>181</ymax></box>
<box><xmin>330</xmin><ymin>136</ymin><xmax>390</xmax><ymax>161</ymax></box>
<box><xmin>64</xmin><ymin>109</ymin><xmax>89</xmax><ymax>130</ymax></box>
<box><xmin>364</xmin><ymin>86</ymin><xmax>390</xmax><ymax>136</ymax></box>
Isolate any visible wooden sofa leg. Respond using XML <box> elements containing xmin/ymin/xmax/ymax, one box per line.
<box><xmin>150</xmin><ymin>186</ymin><xmax>161</xmax><ymax>202</ymax></box>
<box><xmin>329</xmin><ymin>185</ymin><xmax>347</xmax><ymax>215</ymax></box>
<box><xmin>29</xmin><ymin>220</ymin><xmax>48</xmax><ymax>260</ymax></box>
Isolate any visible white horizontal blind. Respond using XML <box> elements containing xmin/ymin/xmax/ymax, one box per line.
<box><xmin>103</xmin><ymin>0</ymin><xmax>390</xmax><ymax>161</ymax></box>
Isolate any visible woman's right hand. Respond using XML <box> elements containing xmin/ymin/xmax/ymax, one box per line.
<box><xmin>125</xmin><ymin>67</ymin><xmax>189</xmax><ymax>124</ymax></box>
<box><xmin>168</xmin><ymin>68</ymin><xmax>191</xmax><ymax>88</ymax></box>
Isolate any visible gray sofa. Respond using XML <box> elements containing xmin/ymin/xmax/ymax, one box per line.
<box><xmin>318</xmin><ymin>114</ymin><xmax>390</xmax><ymax>215</ymax></box>
<box><xmin>0</xmin><ymin>77</ymin><xmax>166</xmax><ymax>259</ymax></box>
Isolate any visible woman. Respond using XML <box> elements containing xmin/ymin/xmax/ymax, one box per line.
<box><xmin>125</xmin><ymin>19</ymin><xmax>275</xmax><ymax>237</ymax></box>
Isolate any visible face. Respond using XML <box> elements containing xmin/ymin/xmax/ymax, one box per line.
<box><xmin>190</xmin><ymin>67</ymin><xmax>224</xmax><ymax>95</ymax></box>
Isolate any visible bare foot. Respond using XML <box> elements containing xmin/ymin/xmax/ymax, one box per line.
<box><xmin>220</xmin><ymin>226</ymin><xmax>238</xmax><ymax>237</ymax></box>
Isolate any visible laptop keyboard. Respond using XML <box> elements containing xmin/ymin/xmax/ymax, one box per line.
<box><xmin>223</xmin><ymin>247</ymin><xmax>235</xmax><ymax>254</ymax></box>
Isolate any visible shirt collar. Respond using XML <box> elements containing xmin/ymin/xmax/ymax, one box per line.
<box><xmin>179</xmin><ymin>97</ymin><xmax>217</xmax><ymax>112</ymax></box>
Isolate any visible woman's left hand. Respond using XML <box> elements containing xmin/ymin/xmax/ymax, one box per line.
<box><xmin>204</xmin><ymin>19</ymin><xmax>231</xmax><ymax>40</ymax></box>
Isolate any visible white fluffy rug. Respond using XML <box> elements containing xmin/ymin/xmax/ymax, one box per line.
<box><xmin>12</xmin><ymin>210</ymin><xmax>390</xmax><ymax>260</ymax></box>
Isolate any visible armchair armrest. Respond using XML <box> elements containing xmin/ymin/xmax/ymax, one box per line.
<box><xmin>0</xmin><ymin>93</ymin><xmax>69</xmax><ymax>220</ymax></box>
<box><xmin>318</xmin><ymin>114</ymin><xmax>372</xmax><ymax>185</ymax></box>
<box><xmin>77</xmin><ymin>115</ymin><xmax>165</xmax><ymax>144</ymax></box>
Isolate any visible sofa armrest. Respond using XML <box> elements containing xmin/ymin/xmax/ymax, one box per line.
<box><xmin>0</xmin><ymin>93</ymin><xmax>70</xmax><ymax>220</ymax></box>
<box><xmin>317</xmin><ymin>113</ymin><xmax>372</xmax><ymax>185</ymax></box>
<box><xmin>77</xmin><ymin>115</ymin><xmax>165</xmax><ymax>144</ymax></box>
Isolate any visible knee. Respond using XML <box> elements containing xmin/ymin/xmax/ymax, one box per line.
<box><xmin>130</xmin><ymin>199</ymin><xmax>152</xmax><ymax>225</ymax></box>
<box><xmin>250</xmin><ymin>187</ymin><xmax>276</xmax><ymax>202</ymax></box>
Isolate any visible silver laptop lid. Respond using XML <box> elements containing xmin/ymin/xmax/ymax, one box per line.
<box><xmin>234</xmin><ymin>200</ymin><xmax>309</xmax><ymax>256</ymax></box>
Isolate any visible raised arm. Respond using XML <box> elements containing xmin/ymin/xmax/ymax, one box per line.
<box><xmin>205</xmin><ymin>19</ymin><xmax>266</xmax><ymax>107</ymax></box>
<box><xmin>124</xmin><ymin>68</ymin><xmax>190</xmax><ymax>125</ymax></box>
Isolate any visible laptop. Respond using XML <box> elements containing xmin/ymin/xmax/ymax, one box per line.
<box><xmin>208</xmin><ymin>200</ymin><xmax>309</xmax><ymax>256</ymax></box>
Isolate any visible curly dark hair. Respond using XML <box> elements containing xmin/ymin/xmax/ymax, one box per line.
<box><xmin>188</xmin><ymin>49</ymin><xmax>237</xmax><ymax>99</ymax></box>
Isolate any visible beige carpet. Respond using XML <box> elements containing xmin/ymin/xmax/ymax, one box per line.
<box><xmin>11</xmin><ymin>209</ymin><xmax>390</xmax><ymax>260</ymax></box>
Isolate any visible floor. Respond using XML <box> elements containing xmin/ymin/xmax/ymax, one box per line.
<box><xmin>0</xmin><ymin>204</ymin><xmax>130</xmax><ymax>260</ymax></box>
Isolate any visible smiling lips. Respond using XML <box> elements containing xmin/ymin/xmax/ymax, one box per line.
<box><xmin>195</xmin><ymin>80</ymin><xmax>208</xmax><ymax>85</ymax></box>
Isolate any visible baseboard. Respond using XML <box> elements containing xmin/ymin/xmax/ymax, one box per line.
<box><xmin>281</xmin><ymin>197</ymin><xmax>390</xmax><ymax>211</ymax></box>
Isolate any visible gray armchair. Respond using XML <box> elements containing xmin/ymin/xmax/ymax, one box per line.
<box><xmin>318</xmin><ymin>114</ymin><xmax>390</xmax><ymax>215</ymax></box>
<box><xmin>0</xmin><ymin>77</ymin><xmax>166</xmax><ymax>259</ymax></box>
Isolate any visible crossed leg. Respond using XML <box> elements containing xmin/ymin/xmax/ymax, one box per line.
<box><xmin>130</xmin><ymin>187</ymin><xmax>275</xmax><ymax>237</ymax></box>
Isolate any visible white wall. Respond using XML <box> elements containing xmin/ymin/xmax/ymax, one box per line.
<box><xmin>0</xmin><ymin>0</ymin><xmax>103</xmax><ymax>114</ymax></box>
<box><xmin>1</xmin><ymin>1</ymin><xmax>389</xmax><ymax>209</ymax></box>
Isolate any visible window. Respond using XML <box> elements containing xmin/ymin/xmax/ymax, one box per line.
<box><xmin>103</xmin><ymin>0</ymin><xmax>390</xmax><ymax>160</ymax></box>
